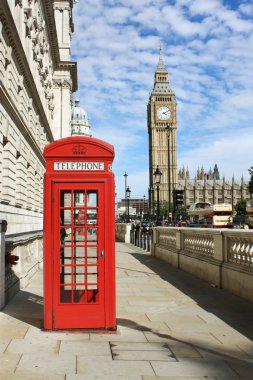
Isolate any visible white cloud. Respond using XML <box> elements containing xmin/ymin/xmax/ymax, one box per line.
<box><xmin>188</xmin><ymin>0</ymin><xmax>222</xmax><ymax>15</ymax></box>
<box><xmin>239</xmin><ymin>3</ymin><xmax>253</xmax><ymax>16</ymax></box>
<box><xmin>179</xmin><ymin>131</ymin><xmax>253</xmax><ymax>180</ymax></box>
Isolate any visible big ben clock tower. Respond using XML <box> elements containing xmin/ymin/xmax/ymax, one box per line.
<box><xmin>147</xmin><ymin>47</ymin><xmax>177</xmax><ymax>211</ymax></box>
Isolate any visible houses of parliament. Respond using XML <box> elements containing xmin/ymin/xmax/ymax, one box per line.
<box><xmin>148</xmin><ymin>49</ymin><xmax>250</xmax><ymax>209</ymax></box>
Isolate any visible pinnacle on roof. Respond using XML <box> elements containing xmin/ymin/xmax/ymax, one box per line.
<box><xmin>156</xmin><ymin>44</ymin><xmax>168</xmax><ymax>73</ymax></box>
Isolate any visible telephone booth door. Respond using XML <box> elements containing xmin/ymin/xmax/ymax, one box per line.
<box><xmin>54</xmin><ymin>182</ymin><xmax>105</xmax><ymax>328</ymax></box>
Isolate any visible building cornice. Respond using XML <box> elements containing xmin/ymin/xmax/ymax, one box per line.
<box><xmin>41</xmin><ymin>0</ymin><xmax>60</xmax><ymax>67</ymax></box>
<box><xmin>38</xmin><ymin>1</ymin><xmax>76</xmax><ymax>78</ymax></box>
<box><xmin>0</xmin><ymin>1</ymin><xmax>54</xmax><ymax>143</ymax></box>
<box><xmin>59</xmin><ymin>61</ymin><xmax>77</xmax><ymax>92</ymax></box>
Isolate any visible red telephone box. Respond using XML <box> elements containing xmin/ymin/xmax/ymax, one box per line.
<box><xmin>43</xmin><ymin>136</ymin><xmax>116</xmax><ymax>330</ymax></box>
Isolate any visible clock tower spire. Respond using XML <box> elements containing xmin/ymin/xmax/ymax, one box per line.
<box><xmin>155</xmin><ymin>44</ymin><xmax>168</xmax><ymax>82</ymax></box>
<box><xmin>147</xmin><ymin>48</ymin><xmax>178</xmax><ymax>216</ymax></box>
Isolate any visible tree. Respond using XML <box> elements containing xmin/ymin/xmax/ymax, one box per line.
<box><xmin>234</xmin><ymin>199</ymin><xmax>247</xmax><ymax>225</ymax></box>
<box><xmin>235</xmin><ymin>199</ymin><xmax>247</xmax><ymax>216</ymax></box>
<box><xmin>159</xmin><ymin>200</ymin><xmax>169</xmax><ymax>218</ymax></box>
<box><xmin>174</xmin><ymin>204</ymin><xmax>188</xmax><ymax>220</ymax></box>
<box><xmin>248</xmin><ymin>167</ymin><xmax>253</xmax><ymax>199</ymax></box>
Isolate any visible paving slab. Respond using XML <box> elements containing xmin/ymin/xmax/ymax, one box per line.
<box><xmin>76</xmin><ymin>356</ymin><xmax>155</xmax><ymax>376</ymax></box>
<box><xmin>0</xmin><ymin>322</ymin><xmax>28</xmax><ymax>340</ymax></box>
<box><xmin>0</xmin><ymin>352</ymin><xmax>22</xmax><ymax>374</ymax></box>
<box><xmin>7</xmin><ymin>337</ymin><xmax>60</xmax><ymax>354</ymax></box>
<box><xmin>25</xmin><ymin>326</ymin><xmax>90</xmax><ymax>341</ymax></box>
<box><xmin>16</xmin><ymin>352</ymin><xmax>76</xmax><ymax>376</ymax></box>
<box><xmin>168</xmin><ymin>341</ymin><xmax>202</xmax><ymax>359</ymax></box>
<box><xmin>112</xmin><ymin>349</ymin><xmax>175</xmax><ymax>361</ymax></box>
<box><xmin>90</xmin><ymin>326</ymin><xmax>148</xmax><ymax>342</ymax></box>
<box><xmin>59</xmin><ymin>341</ymin><xmax>111</xmax><ymax>356</ymax></box>
<box><xmin>110</xmin><ymin>342</ymin><xmax>171</xmax><ymax>351</ymax></box>
<box><xmin>150</xmin><ymin>358</ymin><xmax>238</xmax><ymax>377</ymax></box>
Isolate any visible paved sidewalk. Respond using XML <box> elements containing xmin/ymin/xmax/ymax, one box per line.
<box><xmin>1</xmin><ymin>242</ymin><xmax>253</xmax><ymax>379</ymax></box>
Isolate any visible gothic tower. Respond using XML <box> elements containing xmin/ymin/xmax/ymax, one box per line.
<box><xmin>147</xmin><ymin>48</ymin><xmax>177</xmax><ymax>208</ymax></box>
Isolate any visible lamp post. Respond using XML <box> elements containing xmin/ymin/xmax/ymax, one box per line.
<box><xmin>148</xmin><ymin>187</ymin><xmax>152</xmax><ymax>219</ymax></box>
<box><xmin>143</xmin><ymin>194</ymin><xmax>146</xmax><ymax>220</ymax></box>
<box><xmin>126</xmin><ymin>186</ymin><xmax>131</xmax><ymax>223</ymax></box>
<box><xmin>154</xmin><ymin>165</ymin><xmax>162</xmax><ymax>225</ymax></box>
<box><xmin>166</xmin><ymin>124</ymin><xmax>173</xmax><ymax>216</ymax></box>
<box><xmin>123</xmin><ymin>172</ymin><xmax>128</xmax><ymax>222</ymax></box>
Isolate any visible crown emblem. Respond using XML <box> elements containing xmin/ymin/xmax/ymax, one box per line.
<box><xmin>72</xmin><ymin>145</ymin><xmax>86</xmax><ymax>155</ymax></box>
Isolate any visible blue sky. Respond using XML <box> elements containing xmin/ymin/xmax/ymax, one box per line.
<box><xmin>71</xmin><ymin>0</ymin><xmax>253</xmax><ymax>200</ymax></box>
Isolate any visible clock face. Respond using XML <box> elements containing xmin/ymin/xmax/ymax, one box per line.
<box><xmin>157</xmin><ymin>106</ymin><xmax>171</xmax><ymax>120</ymax></box>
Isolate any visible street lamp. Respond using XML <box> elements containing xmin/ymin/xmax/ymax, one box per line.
<box><xmin>166</xmin><ymin>124</ymin><xmax>173</xmax><ymax>215</ymax></box>
<box><xmin>126</xmin><ymin>186</ymin><xmax>131</xmax><ymax>223</ymax></box>
<box><xmin>123</xmin><ymin>172</ymin><xmax>128</xmax><ymax>221</ymax></box>
<box><xmin>154</xmin><ymin>165</ymin><xmax>162</xmax><ymax>225</ymax></box>
<box><xmin>143</xmin><ymin>194</ymin><xmax>146</xmax><ymax>220</ymax></box>
<box><xmin>148</xmin><ymin>187</ymin><xmax>153</xmax><ymax>220</ymax></box>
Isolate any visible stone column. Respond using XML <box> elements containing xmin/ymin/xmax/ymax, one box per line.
<box><xmin>61</xmin><ymin>79</ymin><xmax>72</xmax><ymax>138</ymax></box>
<box><xmin>0</xmin><ymin>220</ymin><xmax>7</xmax><ymax>310</ymax></box>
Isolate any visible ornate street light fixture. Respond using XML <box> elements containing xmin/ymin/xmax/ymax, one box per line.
<box><xmin>143</xmin><ymin>194</ymin><xmax>146</xmax><ymax>220</ymax></box>
<box><xmin>126</xmin><ymin>186</ymin><xmax>131</xmax><ymax>223</ymax></box>
<box><xmin>154</xmin><ymin>166</ymin><xmax>162</xmax><ymax>225</ymax></box>
<box><xmin>123</xmin><ymin>172</ymin><xmax>128</xmax><ymax>221</ymax></box>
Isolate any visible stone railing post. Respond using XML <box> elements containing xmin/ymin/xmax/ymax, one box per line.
<box><xmin>213</xmin><ymin>231</ymin><xmax>224</xmax><ymax>261</ymax></box>
<box><xmin>150</xmin><ymin>227</ymin><xmax>157</xmax><ymax>256</ymax></box>
<box><xmin>212</xmin><ymin>231</ymin><xmax>224</xmax><ymax>287</ymax></box>
<box><xmin>176</xmin><ymin>229</ymin><xmax>182</xmax><ymax>251</ymax></box>
<box><xmin>0</xmin><ymin>220</ymin><xmax>7</xmax><ymax>310</ymax></box>
<box><xmin>175</xmin><ymin>229</ymin><xmax>182</xmax><ymax>268</ymax></box>
<box><xmin>125</xmin><ymin>224</ymin><xmax>132</xmax><ymax>243</ymax></box>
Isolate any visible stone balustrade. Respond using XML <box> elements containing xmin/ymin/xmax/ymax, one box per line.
<box><xmin>152</xmin><ymin>227</ymin><xmax>253</xmax><ymax>303</ymax></box>
<box><xmin>115</xmin><ymin>223</ymin><xmax>132</xmax><ymax>243</ymax></box>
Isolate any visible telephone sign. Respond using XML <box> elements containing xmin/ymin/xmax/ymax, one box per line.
<box><xmin>54</xmin><ymin>161</ymin><xmax>105</xmax><ymax>171</ymax></box>
<box><xmin>43</xmin><ymin>137</ymin><xmax>116</xmax><ymax>330</ymax></box>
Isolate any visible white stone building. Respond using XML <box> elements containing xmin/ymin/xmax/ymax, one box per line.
<box><xmin>71</xmin><ymin>99</ymin><xmax>92</xmax><ymax>137</ymax></box>
<box><xmin>0</xmin><ymin>0</ymin><xmax>77</xmax><ymax>303</ymax></box>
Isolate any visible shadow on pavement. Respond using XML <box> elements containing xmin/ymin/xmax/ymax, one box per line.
<box><xmin>3</xmin><ymin>290</ymin><xmax>43</xmax><ymax>328</ymax></box>
<box><xmin>117</xmin><ymin>317</ymin><xmax>253</xmax><ymax>376</ymax></box>
<box><xmin>127</xmin><ymin>249</ymin><xmax>253</xmax><ymax>342</ymax></box>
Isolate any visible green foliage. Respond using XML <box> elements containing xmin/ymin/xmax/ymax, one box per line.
<box><xmin>233</xmin><ymin>214</ymin><xmax>247</xmax><ymax>225</ymax></box>
<box><xmin>235</xmin><ymin>199</ymin><xmax>247</xmax><ymax>216</ymax></box>
<box><xmin>174</xmin><ymin>204</ymin><xmax>188</xmax><ymax>220</ymax></box>
<box><xmin>248</xmin><ymin>166</ymin><xmax>253</xmax><ymax>195</ymax></box>
<box><xmin>153</xmin><ymin>200</ymin><xmax>169</xmax><ymax>218</ymax></box>
<box><xmin>159</xmin><ymin>200</ymin><xmax>169</xmax><ymax>217</ymax></box>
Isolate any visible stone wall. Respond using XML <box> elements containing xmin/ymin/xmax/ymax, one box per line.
<box><xmin>152</xmin><ymin>227</ymin><xmax>253</xmax><ymax>303</ymax></box>
<box><xmin>115</xmin><ymin>223</ymin><xmax>132</xmax><ymax>243</ymax></box>
<box><xmin>5</xmin><ymin>231</ymin><xmax>43</xmax><ymax>303</ymax></box>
